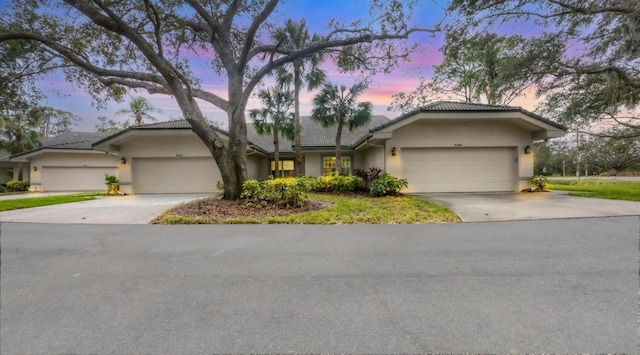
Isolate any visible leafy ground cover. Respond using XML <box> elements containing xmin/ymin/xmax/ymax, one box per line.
<box><xmin>153</xmin><ymin>193</ymin><xmax>460</xmax><ymax>224</ymax></box>
<box><xmin>547</xmin><ymin>179</ymin><xmax>640</xmax><ymax>202</ymax></box>
<box><xmin>0</xmin><ymin>192</ymin><xmax>102</xmax><ymax>211</ymax></box>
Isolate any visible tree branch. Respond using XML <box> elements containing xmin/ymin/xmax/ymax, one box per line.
<box><xmin>0</xmin><ymin>31</ymin><xmax>169</xmax><ymax>86</ymax></box>
<box><xmin>238</xmin><ymin>0</ymin><xmax>279</xmax><ymax>68</ymax></box>
<box><xmin>546</xmin><ymin>0</ymin><xmax>635</xmax><ymax>14</ymax></box>
<box><xmin>562</xmin><ymin>63</ymin><xmax>640</xmax><ymax>88</ymax></box>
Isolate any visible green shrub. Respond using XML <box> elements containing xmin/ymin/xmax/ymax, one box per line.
<box><xmin>0</xmin><ymin>185</ymin><xmax>6</xmax><ymax>193</ymax></box>
<box><xmin>6</xmin><ymin>180</ymin><xmax>29</xmax><ymax>192</ymax></box>
<box><xmin>311</xmin><ymin>173</ymin><xmax>365</xmax><ymax>193</ymax></box>
<box><xmin>529</xmin><ymin>175</ymin><xmax>548</xmax><ymax>190</ymax></box>
<box><xmin>104</xmin><ymin>174</ymin><xmax>119</xmax><ymax>195</ymax></box>
<box><xmin>241</xmin><ymin>177</ymin><xmax>309</xmax><ymax>208</ymax></box>
<box><xmin>370</xmin><ymin>172</ymin><xmax>408</xmax><ymax>197</ymax></box>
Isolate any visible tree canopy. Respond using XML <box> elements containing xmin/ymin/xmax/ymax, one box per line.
<box><xmin>0</xmin><ymin>0</ymin><xmax>440</xmax><ymax>199</ymax></box>
<box><xmin>449</xmin><ymin>0</ymin><xmax>640</xmax><ymax>135</ymax></box>
<box><xmin>389</xmin><ymin>31</ymin><xmax>550</xmax><ymax>113</ymax></box>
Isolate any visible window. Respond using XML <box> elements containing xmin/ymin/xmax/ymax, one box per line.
<box><xmin>270</xmin><ymin>159</ymin><xmax>295</xmax><ymax>178</ymax></box>
<box><xmin>322</xmin><ymin>156</ymin><xmax>351</xmax><ymax>175</ymax></box>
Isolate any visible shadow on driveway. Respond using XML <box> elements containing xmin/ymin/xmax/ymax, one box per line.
<box><xmin>415</xmin><ymin>191</ymin><xmax>640</xmax><ymax>222</ymax></box>
<box><xmin>0</xmin><ymin>194</ymin><xmax>211</xmax><ymax>224</ymax></box>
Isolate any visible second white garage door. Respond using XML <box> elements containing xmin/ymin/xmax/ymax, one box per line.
<box><xmin>42</xmin><ymin>166</ymin><xmax>118</xmax><ymax>191</ymax></box>
<box><xmin>133</xmin><ymin>157</ymin><xmax>221</xmax><ymax>193</ymax></box>
<box><xmin>402</xmin><ymin>147</ymin><xmax>517</xmax><ymax>193</ymax></box>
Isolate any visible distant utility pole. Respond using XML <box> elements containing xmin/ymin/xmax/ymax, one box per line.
<box><xmin>575</xmin><ymin>131</ymin><xmax>581</xmax><ymax>180</ymax></box>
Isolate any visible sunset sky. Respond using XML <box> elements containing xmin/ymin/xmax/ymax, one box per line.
<box><xmin>1</xmin><ymin>0</ymin><xmax>543</xmax><ymax>131</ymax></box>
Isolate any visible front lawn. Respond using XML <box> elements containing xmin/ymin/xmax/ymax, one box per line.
<box><xmin>547</xmin><ymin>179</ymin><xmax>640</xmax><ymax>202</ymax></box>
<box><xmin>0</xmin><ymin>192</ymin><xmax>102</xmax><ymax>211</ymax></box>
<box><xmin>153</xmin><ymin>193</ymin><xmax>460</xmax><ymax>224</ymax></box>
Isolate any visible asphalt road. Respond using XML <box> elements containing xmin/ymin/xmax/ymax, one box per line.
<box><xmin>1</xmin><ymin>217</ymin><xmax>638</xmax><ymax>353</ymax></box>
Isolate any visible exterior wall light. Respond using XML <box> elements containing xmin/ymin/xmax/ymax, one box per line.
<box><xmin>120</xmin><ymin>157</ymin><xmax>127</xmax><ymax>164</ymax></box>
<box><xmin>32</xmin><ymin>166</ymin><xmax>37</xmax><ymax>172</ymax></box>
<box><xmin>524</xmin><ymin>145</ymin><xmax>532</xmax><ymax>154</ymax></box>
<box><xmin>391</xmin><ymin>147</ymin><xmax>398</xmax><ymax>156</ymax></box>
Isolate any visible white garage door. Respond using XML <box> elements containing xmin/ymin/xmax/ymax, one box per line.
<box><xmin>42</xmin><ymin>167</ymin><xmax>118</xmax><ymax>191</ymax></box>
<box><xmin>402</xmin><ymin>147</ymin><xmax>516</xmax><ymax>193</ymax></box>
<box><xmin>133</xmin><ymin>157</ymin><xmax>221</xmax><ymax>193</ymax></box>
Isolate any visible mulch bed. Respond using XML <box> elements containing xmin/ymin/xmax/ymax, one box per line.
<box><xmin>167</xmin><ymin>198</ymin><xmax>332</xmax><ymax>219</ymax></box>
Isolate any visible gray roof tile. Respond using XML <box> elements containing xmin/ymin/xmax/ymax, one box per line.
<box><xmin>118</xmin><ymin>116</ymin><xmax>391</xmax><ymax>153</ymax></box>
<box><xmin>11</xmin><ymin>132</ymin><xmax>112</xmax><ymax>158</ymax></box>
<box><xmin>371</xmin><ymin>101</ymin><xmax>567</xmax><ymax>132</ymax></box>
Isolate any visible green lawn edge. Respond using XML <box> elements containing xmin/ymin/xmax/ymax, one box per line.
<box><xmin>153</xmin><ymin>193</ymin><xmax>461</xmax><ymax>225</ymax></box>
<box><xmin>0</xmin><ymin>192</ymin><xmax>103</xmax><ymax>211</ymax></box>
<box><xmin>547</xmin><ymin>179</ymin><xmax>640</xmax><ymax>202</ymax></box>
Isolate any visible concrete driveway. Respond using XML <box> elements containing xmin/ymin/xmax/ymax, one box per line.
<box><xmin>417</xmin><ymin>191</ymin><xmax>640</xmax><ymax>222</ymax></box>
<box><xmin>0</xmin><ymin>194</ymin><xmax>210</xmax><ymax>224</ymax></box>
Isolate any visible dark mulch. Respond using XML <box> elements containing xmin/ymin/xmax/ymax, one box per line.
<box><xmin>166</xmin><ymin>198</ymin><xmax>332</xmax><ymax>219</ymax></box>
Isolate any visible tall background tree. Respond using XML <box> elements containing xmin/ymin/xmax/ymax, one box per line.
<box><xmin>116</xmin><ymin>97</ymin><xmax>162</xmax><ymax>126</ymax></box>
<box><xmin>311</xmin><ymin>81</ymin><xmax>372</xmax><ymax>174</ymax></box>
<box><xmin>0</xmin><ymin>0</ymin><xmax>439</xmax><ymax>199</ymax></box>
<box><xmin>449</xmin><ymin>0</ymin><xmax>640</xmax><ymax>136</ymax></box>
<box><xmin>0</xmin><ymin>112</ymin><xmax>41</xmax><ymax>180</ymax></box>
<box><xmin>389</xmin><ymin>32</ymin><xmax>547</xmax><ymax>113</ymax></box>
<box><xmin>249</xmin><ymin>86</ymin><xmax>294</xmax><ymax>178</ymax></box>
<box><xmin>273</xmin><ymin>19</ymin><xmax>326</xmax><ymax>177</ymax></box>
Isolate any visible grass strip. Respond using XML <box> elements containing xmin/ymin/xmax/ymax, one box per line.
<box><xmin>0</xmin><ymin>193</ymin><xmax>102</xmax><ymax>211</ymax></box>
<box><xmin>547</xmin><ymin>179</ymin><xmax>640</xmax><ymax>202</ymax></box>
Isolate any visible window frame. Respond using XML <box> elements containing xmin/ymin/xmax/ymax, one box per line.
<box><xmin>321</xmin><ymin>154</ymin><xmax>353</xmax><ymax>175</ymax></box>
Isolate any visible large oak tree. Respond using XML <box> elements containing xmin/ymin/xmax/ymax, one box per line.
<box><xmin>0</xmin><ymin>0</ymin><xmax>439</xmax><ymax>199</ymax></box>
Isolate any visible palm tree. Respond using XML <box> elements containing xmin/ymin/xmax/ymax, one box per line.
<box><xmin>0</xmin><ymin>112</ymin><xmax>42</xmax><ymax>180</ymax></box>
<box><xmin>249</xmin><ymin>86</ymin><xmax>295</xmax><ymax>178</ymax></box>
<box><xmin>273</xmin><ymin>19</ymin><xmax>326</xmax><ymax>177</ymax></box>
<box><xmin>116</xmin><ymin>97</ymin><xmax>161</xmax><ymax>126</ymax></box>
<box><xmin>311</xmin><ymin>81</ymin><xmax>372</xmax><ymax>174</ymax></box>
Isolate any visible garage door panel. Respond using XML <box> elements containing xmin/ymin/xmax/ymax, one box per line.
<box><xmin>43</xmin><ymin>167</ymin><xmax>117</xmax><ymax>191</ymax></box>
<box><xmin>402</xmin><ymin>147</ymin><xmax>516</xmax><ymax>193</ymax></box>
<box><xmin>133</xmin><ymin>157</ymin><xmax>221</xmax><ymax>193</ymax></box>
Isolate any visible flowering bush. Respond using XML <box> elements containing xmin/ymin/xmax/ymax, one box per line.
<box><xmin>310</xmin><ymin>173</ymin><xmax>365</xmax><ymax>193</ymax></box>
<box><xmin>241</xmin><ymin>178</ymin><xmax>309</xmax><ymax>208</ymax></box>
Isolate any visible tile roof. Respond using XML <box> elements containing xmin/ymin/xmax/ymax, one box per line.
<box><xmin>299</xmin><ymin>115</ymin><xmax>389</xmax><ymax>148</ymax></box>
<box><xmin>93</xmin><ymin>101</ymin><xmax>565</xmax><ymax>154</ymax></box>
<box><xmin>42</xmin><ymin>132</ymin><xmax>112</xmax><ymax>150</ymax></box>
<box><xmin>370</xmin><ymin>101</ymin><xmax>567</xmax><ymax>132</ymax></box>
<box><xmin>111</xmin><ymin>116</ymin><xmax>391</xmax><ymax>153</ymax></box>
<box><xmin>10</xmin><ymin>132</ymin><xmax>113</xmax><ymax>158</ymax></box>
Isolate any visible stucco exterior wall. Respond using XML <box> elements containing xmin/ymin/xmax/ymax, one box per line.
<box><xmin>304</xmin><ymin>153</ymin><xmax>322</xmax><ymax>177</ymax></box>
<box><xmin>382</xmin><ymin>120</ymin><xmax>534</xmax><ymax>191</ymax></box>
<box><xmin>12</xmin><ymin>164</ymin><xmax>31</xmax><ymax>182</ymax></box>
<box><xmin>247</xmin><ymin>154</ymin><xmax>268</xmax><ymax>180</ymax></box>
<box><xmin>118</xmin><ymin>135</ymin><xmax>216</xmax><ymax>194</ymax></box>
<box><xmin>358</xmin><ymin>146</ymin><xmax>385</xmax><ymax>171</ymax></box>
<box><xmin>117</xmin><ymin>134</ymin><xmax>266</xmax><ymax>194</ymax></box>
<box><xmin>28</xmin><ymin>151</ymin><xmax>119</xmax><ymax>191</ymax></box>
<box><xmin>0</xmin><ymin>167</ymin><xmax>11</xmax><ymax>183</ymax></box>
